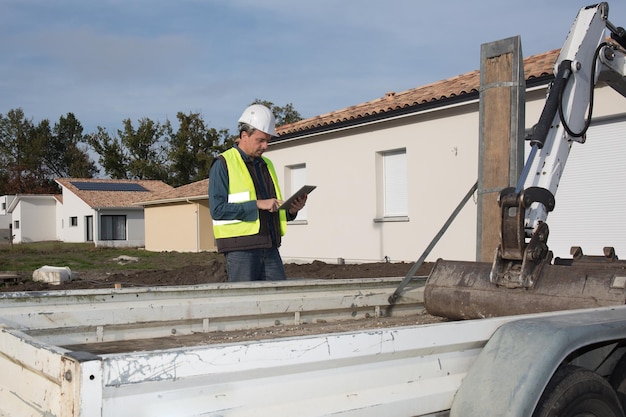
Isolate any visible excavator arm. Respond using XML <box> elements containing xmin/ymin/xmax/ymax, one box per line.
<box><xmin>491</xmin><ymin>2</ymin><xmax>626</xmax><ymax>288</ymax></box>
<box><xmin>424</xmin><ymin>3</ymin><xmax>626</xmax><ymax>319</ymax></box>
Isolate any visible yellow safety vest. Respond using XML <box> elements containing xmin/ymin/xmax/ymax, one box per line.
<box><xmin>212</xmin><ymin>148</ymin><xmax>287</xmax><ymax>239</ymax></box>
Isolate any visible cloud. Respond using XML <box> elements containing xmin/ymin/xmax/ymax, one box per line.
<box><xmin>2</xmin><ymin>0</ymin><xmax>626</xmax><ymax>136</ymax></box>
<box><xmin>7</xmin><ymin>28</ymin><xmax>198</xmax><ymax>83</ymax></box>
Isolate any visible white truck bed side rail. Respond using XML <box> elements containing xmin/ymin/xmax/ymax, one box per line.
<box><xmin>0</xmin><ymin>316</ymin><xmax>512</xmax><ymax>417</ymax></box>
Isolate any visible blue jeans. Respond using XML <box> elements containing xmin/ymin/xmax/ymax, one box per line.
<box><xmin>224</xmin><ymin>247</ymin><xmax>287</xmax><ymax>282</ymax></box>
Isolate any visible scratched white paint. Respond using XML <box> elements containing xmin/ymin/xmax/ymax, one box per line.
<box><xmin>98</xmin><ymin>325</ymin><xmax>485</xmax><ymax>416</ymax></box>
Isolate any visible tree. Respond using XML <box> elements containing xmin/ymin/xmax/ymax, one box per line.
<box><xmin>119</xmin><ymin>117</ymin><xmax>170</xmax><ymax>181</ymax></box>
<box><xmin>0</xmin><ymin>109</ymin><xmax>57</xmax><ymax>194</ymax></box>
<box><xmin>167</xmin><ymin>112</ymin><xmax>233</xmax><ymax>187</ymax></box>
<box><xmin>0</xmin><ymin>110</ymin><xmax>99</xmax><ymax>194</ymax></box>
<box><xmin>45</xmin><ymin>113</ymin><xmax>98</xmax><ymax>179</ymax></box>
<box><xmin>0</xmin><ymin>100</ymin><xmax>302</xmax><ymax>191</ymax></box>
<box><xmin>86</xmin><ymin>126</ymin><xmax>129</xmax><ymax>179</ymax></box>
<box><xmin>0</xmin><ymin>109</ymin><xmax>32</xmax><ymax>193</ymax></box>
<box><xmin>87</xmin><ymin>118</ymin><xmax>171</xmax><ymax>181</ymax></box>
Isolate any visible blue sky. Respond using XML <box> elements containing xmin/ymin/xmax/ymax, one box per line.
<box><xmin>2</xmin><ymin>0</ymin><xmax>626</xmax><ymax>135</ymax></box>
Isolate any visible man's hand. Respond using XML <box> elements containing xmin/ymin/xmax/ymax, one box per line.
<box><xmin>288</xmin><ymin>195</ymin><xmax>307</xmax><ymax>215</ymax></box>
<box><xmin>257</xmin><ymin>198</ymin><xmax>282</xmax><ymax>213</ymax></box>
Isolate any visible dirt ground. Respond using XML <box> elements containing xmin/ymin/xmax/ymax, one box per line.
<box><xmin>0</xmin><ymin>258</ymin><xmax>434</xmax><ymax>292</ymax></box>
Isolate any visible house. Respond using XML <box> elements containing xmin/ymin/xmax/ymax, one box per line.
<box><xmin>266</xmin><ymin>47</ymin><xmax>626</xmax><ymax>264</ymax></box>
<box><xmin>55</xmin><ymin>178</ymin><xmax>174</xmax><ymax>248</ymax></box>
<box><xmin>0</xmin><ymin>195</ymin><xmax>15</xmax><ymax>244</ymax></box>
<box><xmin>4</xmin><ymin>194</ymin><xmax>59</xmax><ymax>244</ymax></box>
<box><xmin>135</xmin><ymin>179</ymin><xmax>216</xmax><ymax>253</ymax></box>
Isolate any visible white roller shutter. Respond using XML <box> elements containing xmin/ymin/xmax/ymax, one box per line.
<box><xmin>289</xmin><ymin>165</ymin><xmax>308</xmax><ymax>220</ymax></box>
<box><xmin>544</xmin><ymin>119</ymin><xmax>626</xmax><ymax>259</ymax></box>
<box><xmin>383</xmin><ymin>149</ymin><xmax>408</xmax><ymax>217</ymax></box>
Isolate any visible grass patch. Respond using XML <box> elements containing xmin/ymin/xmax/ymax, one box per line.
<box><xmin>0</xmin><ymin>242</ymin><xmax>220</xmax><ymax>273</ymax></box>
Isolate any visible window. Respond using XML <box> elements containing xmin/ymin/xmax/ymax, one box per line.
<box><xmin>70</xmin><ymin>216</ymin><xmax>78</xmax><ymax>227</ymax></box>
<box><xmin>287</xmin><ymin>164</ymin><xmax>308</xmax><ymax>221</ymax></box>
<box><xmin>380</xmin><ymin>149</ymin><xmax>408</xmax><ymax>218</ymax></box>
<box><xmin>100</xmin><ymin>215</ymin><xmax>126</xmax><ymax>240</ymax></box>
<box><xmin>13</xmin><ymin>220</ymin><xmax>19</xmax><ymax>230</ymax></box>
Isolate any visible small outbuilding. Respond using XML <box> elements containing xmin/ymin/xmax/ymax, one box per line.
<box><xmin>136</xmin><ymin>179</ymin><xmax>215</xmax><ymax>253</ymax></box>
<box><xmin>5</xmin><ymin>194</ymin><xmax>59</xmax><ymax>244</ymax></box>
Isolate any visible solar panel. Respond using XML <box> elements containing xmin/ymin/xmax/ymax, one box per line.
<box><xmin>70</xmin><ymin>181</ymin><xmax>148</xmax><ymax>192</ymax></box>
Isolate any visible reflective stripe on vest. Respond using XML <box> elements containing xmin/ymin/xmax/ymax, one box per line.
<box><xmin>212</xmin><ymin>148</ymin><xmax>287</xmax><ymax>239</ymax></box>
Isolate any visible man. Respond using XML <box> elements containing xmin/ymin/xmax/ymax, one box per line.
<box><xmin>209</xmin><ymin>104</ymin><xmax>307</xmax><ymax>281</ymax></box>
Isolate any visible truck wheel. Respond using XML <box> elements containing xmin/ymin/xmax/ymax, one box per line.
<box><xmin>533</xmin><ymin>365</ymin><xmax>624</xmax><ymax>417</ymax></box>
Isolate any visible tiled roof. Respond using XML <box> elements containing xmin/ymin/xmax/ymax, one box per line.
<box><xmin>55</xmin><ymin>178</ymin><xmax>174</xmax><ymax>209</ymax></box>
<box><xmin>136</xmin><ymin>178</ymin><xmax>209</xmax><ymax>206</ymax></box>
<box><xmin>275</xmin><ymin>49</ymin><xmax>559</xmax><ymax>136</ymax></box>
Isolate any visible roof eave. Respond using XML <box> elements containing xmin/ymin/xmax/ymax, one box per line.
<box><xmin>273</xmin><ymin>74</ymin><xmax>554</xmax><ymax>143</ymax></box>
<box><xmin>92</xmin><ymin>206</ymin><xmax>145</xmax><ymax>211</ymax></box>
<box><xmin>135</xmin><ymin>195</ymin><xmax>208</xmax><ymax>206</ymax></box>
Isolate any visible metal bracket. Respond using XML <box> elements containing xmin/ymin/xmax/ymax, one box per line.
<box><xmin>490</xmin><ymin>222</ymin><xmax>552</xmax><ymax>289</ymax></box>
<box><xmin>491</xmin><ymin>186</ymin><xmax>554</xmax><ymax>288</ymax></box>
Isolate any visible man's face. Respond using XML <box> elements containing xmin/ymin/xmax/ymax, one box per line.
<box><xmin>239</xmin><ymin>130</ymin><xmax>271</xmax><ymax>158</ymax></box>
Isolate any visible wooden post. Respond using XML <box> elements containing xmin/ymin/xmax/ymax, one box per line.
<box><xmin>477</xmin><ymin>36</ymin><xmax>525</xmax><ymax>262</ymax></box>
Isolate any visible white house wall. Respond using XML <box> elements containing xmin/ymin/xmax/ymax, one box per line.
<box><xmin>268</xmin><ymin>102</ymin><xmax>479</xmax><ymax>264</ymax></box>
<box><xmin>0</xmin><ymin>195</ymin><xmax>13</xmax><ymax>217</ymax></box>
<box><xmin>55</xmin><ymin>200</ymin><xmax>63</xmax><ymax>241</ymax></box>
<box><xmin>59</xmin><ymin>189</ymin><xmax>94</xmax><ymax>243</ymax></box>
<box><xmin>12</xmin><ymin>198</ymin><xmax>57</xmax><ymax>243</ymax></box>
<box><xmin>268</xmin><ymin>84</ymin><xmax>626</xmax><ymax>264</ymax></box>
<box><xmin>0</xmin><ymin>196</ymin><xmax>14</xmax><ymax>242</ymax></box>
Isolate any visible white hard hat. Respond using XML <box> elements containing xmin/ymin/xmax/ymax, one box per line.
<box><xmin>238</xmin><ymin>104</ymin><xmax>278</xmax><ymax>137</ymax></box>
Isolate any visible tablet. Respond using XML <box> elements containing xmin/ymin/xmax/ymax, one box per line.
<box><xmin>278</xmin><ymin>185</ymin><xmax>316</xmax><ymax>210</ymax></box>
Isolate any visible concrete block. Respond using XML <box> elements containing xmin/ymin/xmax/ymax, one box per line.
<box><xmin>32</xmin><ymin>266</ymin><xmax>74</xmax><ymax>285</ymax></box>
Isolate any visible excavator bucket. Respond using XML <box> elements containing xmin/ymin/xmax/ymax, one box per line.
<box><xmin>424</xmin><ymin>247</ymin><xmax>626</xmax><ymax>320</ymax></box>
